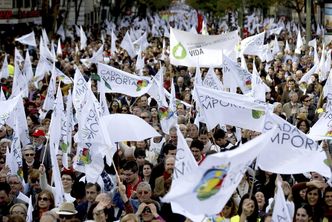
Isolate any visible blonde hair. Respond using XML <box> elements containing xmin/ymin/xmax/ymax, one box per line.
<box><xmin>120</xmin><ymin>213</ymin><xmax>139</xmax><ymax>222</ymax></box>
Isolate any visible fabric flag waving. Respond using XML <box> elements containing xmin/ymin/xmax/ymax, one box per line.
<box><xmin>240</xmin><ymin>32</ymin><xmax>265</xmax><ymax>56</ymax></box>
<box><xmin>15</xmin><ymin>31</ymin><xmax>37</xmax><ymax>47</ymax></box>
<box><xmin>272</xmin><ymin>179</ymin><xmax>292</xmax><ymax>222</ymax></box>
<box><xmin>75</xmin><ymin>89</ymin><xmax>107</xmax><ymax>183</ymax></box>
<box><xmin>170</xmin><ymin>28</ymin><xmax>240</xmax><ymax>67</ymax></box>
<box><xmin>295</xmin><ymin>30</ymin><xmax>303</xmax><ymax>54</ymax></box>
<box><xmin>195</xmin><ymin>85</ymin><xmax>268</xmax><ymax>132</ymax></box>
<box><xmin>308</xmin><ymin>110</ymin><xmax>332</xmax><ymax>141</ymax></box>
<box><xmin>257</xmin><ymin>113</ymin><xmax>331</xmax><ymax>178</ymax></box>
<box><xmin>202</xmin><ymin>67</ymin><xmax>224</xmax><ymax>91</ymax></box>
<box><xmin>72</xmin><ymin>68</ymin><xmax>90</xmax><ymax>116</ymax></box>
<box><xmin>0</xmin><ymin>54</ymin><xmax>9</xmax><ymax>79</ymax></box>
<box><xmin>80</xmin><ymin>26</ymin><xmax>87</xmax><ymax>50</ymax></box>
<box><xmin>120</xmin><ymin>31</ymin><xmax>136</xmax><ymax>58</ymax></box>
<box><xmin>98</xmin><ymin>63</ymin><xmax>152</xmax><ymax>97</ymax></box>
<box><xmin>222</xmin><ymin>54</ymin><xmax>252</xmax><ymax>94</ymax></box>
<box><xmin>162</xmin><ymin>128</ymin><xmax>274</xmax><ymax>216</ymax></box>
<box><xmin>160</xmin><ymin>79</ymin><xmax>178</xmax><ymax>134</ymax></box>
<box><xmin>170</xmin><ymin>126</ymin><xmax>205</xmax><ymax>221</ymax></box>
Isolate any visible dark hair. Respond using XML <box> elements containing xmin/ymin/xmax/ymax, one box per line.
<box><xmin>0</xmin><ymin>182</ymin><xmax>11</xmax><ymax>194</ymax></box>
<box><xmin>300</xmin><ymin>94</ymin><xmax>310</xmax><ymax>103</ymax></box>
<box><xmin>237</xmin><ymin>194</ymin><xmax>259</xmax><ymax>222</ymax></box>
<box><xmin>294</xmin><ymin>203</ymin><xmax>313</xmax><ymax>222</ymax></box>
<box><xmin>86</xmin><ymin>182</ymin><xmax>101</xmax><ymax>193</ymax></box>
<box><xmin>296</xmin><ymin>120</ymin><xmax>310</xmax><ymax>133</ymax></box>
<box><xmin>213</xmin><ymin>129</ymin><xmax>226</xmax><ymax>140</ymax></box>
<box><xmin>163</xmin><ymin>143</ymin><xmax>176</xmax><ymax>155</ymax></box>
<box><xmin>123</xmin><ymin>160</ymin><xmax>139</xmax><ymax>173</ymax></box>
<box><xmin>190</xmin><ymin>139</ymin><xmax>204</xmax><ymax>151</ymax></box>
<box><xmin>143</xmin><ymin>160</ymin><xmax>153</xmax><ymax>169</ymax></box>
<box><xmin>134</xmin><ymin>148</ymin><xmax>146</xmax><ymax>159</ymax></box>
<box><xmin>61</xmin><ymin>169</ymin><xmax>76</xmax><ymax>181</ymax></box>
<box><xmin>199</xmin><ymin>126</ymin><xmax>208</xmax><ymax>135</ymax></box>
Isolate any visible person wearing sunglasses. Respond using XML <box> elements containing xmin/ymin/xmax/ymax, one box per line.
<box><xmin>136</xmin><ymin>202</ymin><xmax>165</xmax><ymax>222</ymax></box>
<box><xmin>129</xmin><ymin>182</ymin><xmax>160</xmax><ymax>213</ymax></box>
<box><xmin>32</xmin><ymin>190</ymin><xmax>55</xmax><ymax>222</ymax></box>
<box><xmin>22</xmin><ymin>145</ymin><xmax>40</xmax><ymax>182</ymax></box>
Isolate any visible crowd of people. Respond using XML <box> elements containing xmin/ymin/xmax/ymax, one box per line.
<box><xmin>0</xmin><ymin>6</ymin><xmax>331</xmax><ymax>222</ymax></box>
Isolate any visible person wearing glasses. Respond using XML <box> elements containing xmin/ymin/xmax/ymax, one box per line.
<box><xmin>22</xmin><ymin>145</ymin><xmax>40</xmax><ymax>182</ymax></box>
<box><xmin>32</xmin><ymin>190</ymin><xmax>55</xmax><ymax>222</ymax></box>
<box><xmin>129</xmin><ymin>182</ymin><xmax>160</xmax><ymax>213</ymax></box>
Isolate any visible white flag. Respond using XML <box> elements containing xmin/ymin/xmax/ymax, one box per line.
<box><xmin>15</xmin><ymin>31</ymin><xmax>37</xmax><ymax>47</ymax></box>
<box><xmin>26</xmin><ymin>196</ymin><xmax>33</xmax><ymax>222</ymax></box>
<box><xmin>120</xmin><ymin>31</ymin><xmax>136</xmax><ymax>58</ymax></box>
<box><xmin>222</xmin><ymin>54</ymin><xmax>252</xmax><ymax>94</ymax></box>
<box><xmin>42</xmin><ymin>29</ymin><xmax>50</xmax><ymax>46</ymax></box>
<box><xmin>202</xmin><ymin>67</ymin><xmax>224</xmax><ymax>91</ymax></box>
<box><xmin>195</xmin><ymin>85</ymin><xmax>268</xmax><ymax>132</ymax></box>
<box><xmin>56</xmin><ymin>24</ymin><xmax>65</xmax><ymax>41</ymax></box>
<box><xmin>23</xmin><ymin>51</ymin><xmax>33</xmax><ymax>82</ymax></box>
<box><xmin>98</xmin><ymin>63</ymin><xmax>152</xmax><ymax>97</ymax></box>
<box><xmin>111</xmin><ymin>29</ymin><xmax>118</xmax><ymax>55</ymax></box>
<box><xmin>0</xmin><ymin>94</ymin><xmax>21</xmax><ymax>127</ymax></box>
<box><xmin>42</xmin><ymin>65</ymin><xmax>57</xmax><ymax>111</ymax></box>
<box><xmin>99</xmin><ymin>81</ymin><xmax>110</xmax><ymax>116</ymax></box>
<box><xmin>308</xmin><ymin>110</ymin><xmax>332</xmax><ymax>141</ymax></box>
<box><xmin>271</xmin><ymin>180</ymin><xmax>292</xmax><ymax>222</ymax></box>
<box><xmin>72</xmin><ymin>68</ymin><xmax>89</xmax><ymax>116</ymax></box>
<box><xmin>48</xmin><ymin>85</ymin><xmax>65</xmax><ymax>205</ymax></box>
<box><xmin>170</xmin><ymin>28</ymin><xmax>240</xmax><ymax>67</ymax></box>
<box><xmin>162</xmin><ymin>129</ymin><xmax>274</xmax><ymax>215</ymax></box>
<box><xmin>57</xmin><ymin>39</ymin><xmax>62</xmax><ymax>56</ymax></box>
<box><xmin>160</xmin><ymin>80</ymin><xmax>178</xmax><ymax>134</ymax></box>
<box><xmin>295</xmin><ymin>30</ymin><xmax>303</xmax><ymax>54</ymax></box>
<box><xmin>240</xmin><ymin>32</ymin><xmax>265</xmax><ymax>56</ymax></box>
<box><xmin>80</xmin><ymin>26</ymin><xmax>87</xmax><ymax>50</ymax></box>
<box><xmin>0</xmin><ymin>54</ymin><xmax>9</xmax><ymax>79</ymax></box>
<box><xmin>75</xmin><ymin>89</ymin><xmax>106</xmax><ymax>183</ymax></box>
<box><xmin>257</xmin><ymin>113</ymin><xmax>331</xmax><ymax>178</ymax></box>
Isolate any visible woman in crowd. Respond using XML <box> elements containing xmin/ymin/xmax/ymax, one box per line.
<box><xmin>294</xmin><ymin>203</ymin><xmax>313</xmax><ymax>222</ymax></box>
<box><xmin>231</xmin><ymin>194</ymin><xmax>259</xmax><ymax>222</ymax></box>
<box><xmin>32</xmin><ymin>190</ymin><xmax>55</xmax><ymax>222</ymax></box>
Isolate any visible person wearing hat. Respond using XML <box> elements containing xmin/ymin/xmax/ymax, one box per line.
<box><xmin>55</xmin><ymin>202</ymin><xmax>78</xmax><ymax>221</ymax></box>
<box><xmin>32</xmin><ymin>129</ymin><xmax>52</xmax><ymax>183</ymax></box>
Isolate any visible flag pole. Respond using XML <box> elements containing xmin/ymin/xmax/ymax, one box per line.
<box><xmin>249</xmin><ymin>160</ymin><xmax>257</xmax><ymax>199</ymax></box>
<box><xmin>41</xmin><ymin>134</ymin><xmax>50</xmax><ymax>164</ymax></box>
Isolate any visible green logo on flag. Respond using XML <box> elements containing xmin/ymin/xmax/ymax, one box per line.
<box><xmin>172</xmin><ymin>42</ymin><xmax>187</xmax><ymax>59</ymax></box>
<box><xmin>252</xmin><ymin>110</ymin><xmax>265</xmax><ymax>119</ymax></box>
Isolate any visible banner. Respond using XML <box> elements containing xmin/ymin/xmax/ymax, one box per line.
<box><xmin>195</xmin><ymin>85</ymin><xmax>267</xmax><ymax>132</ymax></box>
<box><xmin>170</xmin><ymin>28</ymin><xmax>240</xmax><ymax>66</ymax></box>
<box><xmin>257</xmin><ymin>113</ymin><xmax>331</xmax><ymax>178</ymax></box>
<box><xmin>98</xmin><ymin>63</ymin><xmax>152</xmax><ymax>97</ymax></box>
<box><xmin>162</xmin><ymin>129</ymin><xmax>273</xmax><ymax>215</ymax></box>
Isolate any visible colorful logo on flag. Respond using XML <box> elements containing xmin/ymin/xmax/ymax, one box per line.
<box><xmin>326</xmin><ymin>130</ymin><xmax>332</xmax><ymax>137</ymax></box>
<box><xmin>78</xmin><ymin>147</ymin><xmax>92</xmax><ymax>165</ymax></box>
<box><xmin>245</xmin><ymin>79</ymin><xmax>252</xmax><ymax>90</ymax></box>
<box><xmin>172</xmin><ymin>42</ymin><xmax>187</xmax><ymax>59</ymax></box>
<box><xmin>194</xmin><ymin>164</ymin><xmax>229</xmax><ymax>201</ymax></box>
<box><xmin>136</xmin><ymin>80</ymin><xmax>149</xmax><ymax>91</ymax></box>
<box><xmin>252</xmin><ymin>109</ymin><xmax>265</xmax><ymax>119</ymax></box>
<box><xmin>158</xmin><ymin>106</ymin><xmax>174</xmax><ymax>120</ymax></box>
